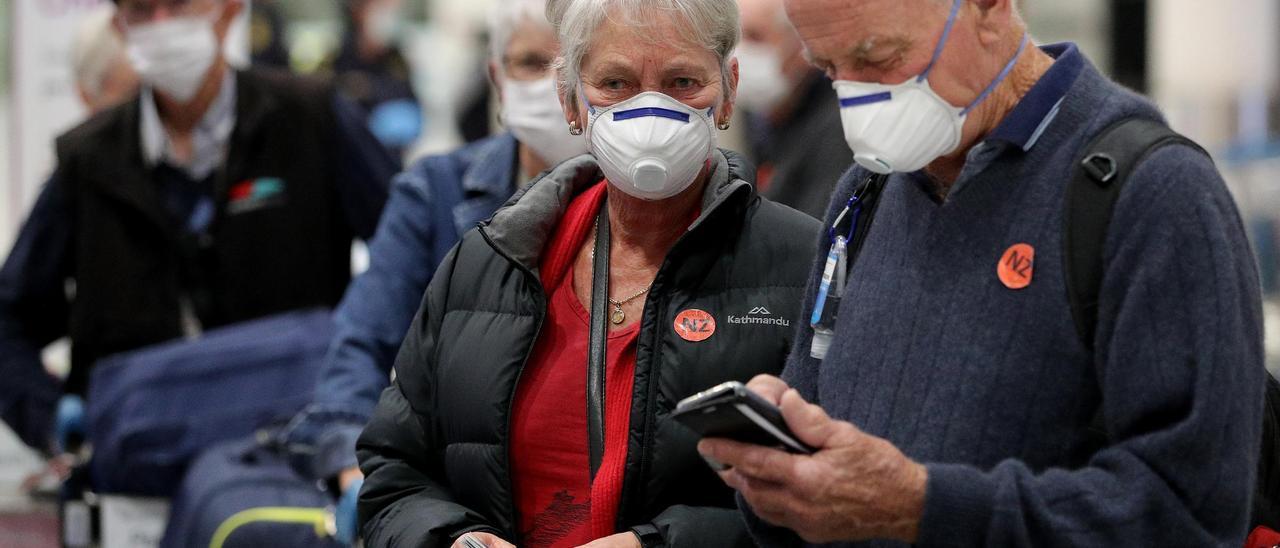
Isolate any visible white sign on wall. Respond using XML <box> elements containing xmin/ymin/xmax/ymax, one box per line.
<box><xmin>7</xmin><ymin>0</ymin><xmax>99</xmax><ymax>241</ymax></box>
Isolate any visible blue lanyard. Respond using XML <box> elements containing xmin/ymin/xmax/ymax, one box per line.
<box><xmin>810</xmin><ymin>175</ymin><xmax>881</xmax><ymax>359</ymax></box>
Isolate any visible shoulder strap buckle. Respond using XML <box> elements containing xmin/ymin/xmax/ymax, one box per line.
<box><xmin>1081</xmin><ymin>153</ymin><xmax>1118</xmax><ymax>186</ymax></box>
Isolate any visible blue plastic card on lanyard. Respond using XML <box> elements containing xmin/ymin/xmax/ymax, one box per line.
<box><xmin>809</xmin><ymin>193</ymin><xmax>863</xmax><ymax>359</ymax></box>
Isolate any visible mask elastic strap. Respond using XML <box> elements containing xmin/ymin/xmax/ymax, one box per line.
<box><xmin>577</xmin><ymin>82</ymin><xmax>596</xmax><ymax>115</ymax></box>
<box><xmin>917</xmin><ymin>0</ymin><xmax>963</xmax><ymax>83</ymax></box>
<box><xmin>960</xmin><ymin>32</ymin><xmax>1028</xmax><ymax>116</ymax></box>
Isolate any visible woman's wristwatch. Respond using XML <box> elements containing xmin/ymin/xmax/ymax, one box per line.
<box><xmin>630</xmin><ymin>524</ymin><xmax>664</xmax><ymax>547</ymax></box>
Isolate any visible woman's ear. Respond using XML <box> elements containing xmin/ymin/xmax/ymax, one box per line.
<box><xmin>560</xmin><ymin>75</ymin><xmax>585</xmax><ymax>132</ymax></box>
<box><xmin>720</xmin><ymin>57</ymin><xmax>740</xmax><ymax>125</ymax></box>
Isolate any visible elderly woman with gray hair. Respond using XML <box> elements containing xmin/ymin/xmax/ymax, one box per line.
<box><xmin>355</xmin><ymin>0</ymin><xmax>821</xmax><ymax>546</ymax></box>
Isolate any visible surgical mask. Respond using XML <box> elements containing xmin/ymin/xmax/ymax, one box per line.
<box><xmin>735</xmin><ymin>41</ymin><xmax>790</xmax><ymax>114</ymax></box>
<box><xmin>501</xmin><ymin>76</ymin><xmax>589</xmax><ymax>166</ymax></box>
<box><xmin>126</xmin><ymin>15</ymin><xmax>219</xmax><ymax>103</ymax></box>
<box><xmin>833</xmin><ymin>0</ymin><xmax>1027</xmax><ymax>174</ymax></box>
<box><xmin>585</xmin><ymin>91</ymin><xmax>718</xmax><ymax>201</ymax></box>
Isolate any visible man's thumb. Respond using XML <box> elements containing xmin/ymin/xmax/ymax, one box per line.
<box><xmin>779</xmin><ymin>388</ymin><xmax>845</xmax><ymax>449</ymax></box>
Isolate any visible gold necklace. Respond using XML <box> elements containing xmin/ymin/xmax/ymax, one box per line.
<box><xmin>590</xmin><ymin>217</ymin><xmax>653</xmax><ymax>325</ymax></box>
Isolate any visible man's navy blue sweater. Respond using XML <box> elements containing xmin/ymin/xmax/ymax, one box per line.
<box><xmin>746</xmin><ymin>45</ymin><xmax>1266</xmax><ymax>546</ymax></box>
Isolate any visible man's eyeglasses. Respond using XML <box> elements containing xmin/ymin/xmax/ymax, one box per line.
<box><xmin>504</xmin><ymin>54</ymin><xmax>555</xmax><ymax>81</ymax></box>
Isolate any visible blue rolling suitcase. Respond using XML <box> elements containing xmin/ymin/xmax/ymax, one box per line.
<box><xmin>161</xmin><ymin>436</ymin><xmax>342</xmax><ymax>548</ymax></box>
<box><xmin>86</xmin><ymin>309</ymin><xmax>335</xmax><ymax>496</ymax></box>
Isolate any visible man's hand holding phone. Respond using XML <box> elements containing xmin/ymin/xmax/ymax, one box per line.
<box><xmin>696</xmin><ymin>375</ymin><xmax>929</xmax><ymax>544</ymax></box>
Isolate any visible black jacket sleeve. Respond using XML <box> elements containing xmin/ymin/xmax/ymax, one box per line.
<box><xmin>356</xmin><ymin>247</ymin><xmax>501</xmax><ymax>547</ymax></box>
<box><xmin>0</xmin><ymin>176</ymin><xmax>72</xmax><ymax>451</ymax></box>
<box><xmin>643</xmin><ymin>504</ymin><xmax>752</xmax><ymax>547</ymax></box>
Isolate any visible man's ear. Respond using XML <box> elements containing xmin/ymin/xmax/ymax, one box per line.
<box><xmin>78</xmin><ymin>87</ymin><xmax>96</xmax><ymax>113</ymax></box>
<box><xmin>968</xmin><ymin>0</ymin><xmax>1016</xmax><ymax>49</ymax></box>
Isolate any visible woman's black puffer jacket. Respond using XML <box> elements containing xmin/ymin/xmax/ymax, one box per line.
<box><xmin>357</xmin><ymin>150</ymin><xmax>822</xmax><ymax>547</ymax></box>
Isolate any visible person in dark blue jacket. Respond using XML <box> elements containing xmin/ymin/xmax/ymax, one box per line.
<box><xmin>699</xmin><ymin>0</ymin><xmax>1265</xmax><ymax>546</ymax></box>
<box><xmin>168</xmin><ymin>1</ymin><xmax>585</xmax><ymax>543</ymax></box>
<box><xmin>0</xmin><ymin>0</ymin><xmax>395</xmax><ymax>455</ymax></box>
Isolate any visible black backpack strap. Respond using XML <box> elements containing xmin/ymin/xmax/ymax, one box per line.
<box><xmin>1063</xmin><ymin>117</ymin><xmax>1207</xmax><ymax>349</ymax></box>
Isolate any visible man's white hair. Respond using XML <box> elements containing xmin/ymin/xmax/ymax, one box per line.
<box><xmin>71</xmin><ymin>4</ymin><xmax>127</xmax><ymax>98</ymax></box>
<box><xmin>545</xmin><ymin>0</ymin><xmax>740</xmax><ymax>105</ymax></box>
<box><xmin>488</xmin><ymin>0</ymin><xmax>554</xmax><ymax>67</ymax></box>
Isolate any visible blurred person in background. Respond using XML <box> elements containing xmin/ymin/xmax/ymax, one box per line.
<box><xmin>355</xmin><ymin>0</ymin><xmax>821</xmax><ymax>546</ymax></box>
<box><xmin>326</xmin><ymin>0</ymin><xmax>422</xmax><ymax>158</ymax></box>
<box><xmin>0</xmin><ymin>0</ymin><xmax>395</xmax><ymax>456</ymax></box>
<box><xmin>169</xmin><ymin>1</ymin><xmax>586</xmax><ymax>545</ymax></box>
<box><xmin>735</xmin><ymin>0</ymin><xmax>849</xmax><ymax>218</ymax></box>
<box><xmin>71</xmin><ymin>3</ymin><xmax>140</xmax><ymax>114</ymax></box>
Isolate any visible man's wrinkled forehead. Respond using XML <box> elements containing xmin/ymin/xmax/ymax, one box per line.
<box><xmin>787</xmin><ymin>0</ymin><xmax>939</xmax><ymax>66</ymax></box>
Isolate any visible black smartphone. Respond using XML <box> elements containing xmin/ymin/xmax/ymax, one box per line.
<box><xmin>672</xmin><ymin>381</ymin><xmax>815</xmax><ymax>454</ymax></box>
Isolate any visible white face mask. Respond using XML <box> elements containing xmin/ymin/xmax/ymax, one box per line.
<box><xmin>584</xmin><ymin>91</ymin><xmax>718</xmax><ymax>201</ymax></box>
<box><xmin>735</xmin><ymin>41</ymin><xmax>790</xmax><ymax>114</ymax></box>
<box><xmin>833</xmin><ymin>0</ymin><xmax>1027</xmax><ymax>174</ymax></box>
<box><xmin>501</xmin><ymin>76</ymin><xmax>589</xmax><ymax>167</ymax></box>
<box><xmin>126</xmin><ymin>15</ymin><xmax>219</xmax><ymax>103</ymax></box>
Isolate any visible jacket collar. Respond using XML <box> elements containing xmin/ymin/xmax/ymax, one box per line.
<box><xmin>480</xmin><ymin>149</ymin><xmax>757</xmax><ymax>271</ymax></box>
<box><xmin>453</xmin><ymin>133</ymin><xmax>519</xmax><ymax>235</ymax></box>
<box><xmin>460</xmin><ymin>132</ymin><xmax>518</xmax><ymax>195</ymax></box>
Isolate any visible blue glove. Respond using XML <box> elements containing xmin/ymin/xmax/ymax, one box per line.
<box><xmin>367</xmin><ymin>99</ymin><xmax>423</xmax><ymax>149</ymax></box>
<box><xmin>55</xmin><ymin>395</ymin><xmax>85</xmax><ymax>453</ymax></box>
<box><xmin>335</xmin><ymin>477</ymin><xmax>363</xmax><ymax>545</ymax></box>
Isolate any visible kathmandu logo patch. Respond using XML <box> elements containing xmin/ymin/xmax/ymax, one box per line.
<box><xmin>727</xmin><ymin>306</ymin><xmax>791</xmax><ymax>328</ymax></box>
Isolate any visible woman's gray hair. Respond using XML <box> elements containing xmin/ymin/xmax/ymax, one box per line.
<box><xmin>545</xmin><ymin>0</ymin><xmax>740</xmax><ymax>106</ymax></box>
<box><xmin>487</xmin><ymin>0</ymin><xmax>553</xmax><ymax>67</ymax></box>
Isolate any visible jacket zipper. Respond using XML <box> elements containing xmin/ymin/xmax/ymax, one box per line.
<box><xmin>478</xmin><ymin>225</ymin><xmax>547</xmax><ymax>541</ymax></box>
<box><xmin>481</xmin><ymin>182</ymin><xmax>750</xmax><ymax>531</ymax></box>
<box><xmin>620</xmin><ymin>198</ymin><xmax>738</xmax><ymax>527</ymax></box>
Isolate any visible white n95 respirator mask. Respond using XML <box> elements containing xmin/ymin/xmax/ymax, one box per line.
<box><xmin>584</xmin><ymin>91</ymin><xmax>718</xmax><ymax>201</ymax></box>
<box><xmin>501</xmin><ymin>76</ymin><xmax>590</xmax><ymax>166</ymax></box>
<box><xmin>126</xmin><ymin>15</ymin><xmax>219</xmax><ymax>103</ymax></box>
<box><xmin>833</xmin><ymin>0</ymin><xmax>1027</xmax><ymax>174</ymax></box>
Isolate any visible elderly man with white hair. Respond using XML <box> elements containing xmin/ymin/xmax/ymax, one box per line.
<box><xmin>698</xmin><ymin>0</ymin><xmax>1266</xmax><ymax>546</ymax></box>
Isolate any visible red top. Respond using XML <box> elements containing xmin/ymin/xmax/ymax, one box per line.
<box><xmin>510</xmin><ymin>182</ymin><xmax>641</xmax><ymax>547</ymax></box>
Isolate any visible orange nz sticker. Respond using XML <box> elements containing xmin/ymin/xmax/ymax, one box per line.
<box><xmin>997</xmin><ymin>243</ymin><xmax>1035</xmax><ymax>290</ymax></box>
<box><xmin>674</xmin><ymin>309</ymin><xmax>716</xmax><ymax>342</ymax></box>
